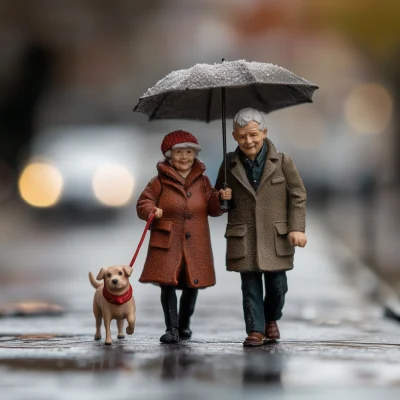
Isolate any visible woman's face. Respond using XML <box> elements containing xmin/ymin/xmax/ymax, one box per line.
<box><xmin>170</xmin><ymin>148</ymin><xmax>195</xmax><ymax>175</ymax></box>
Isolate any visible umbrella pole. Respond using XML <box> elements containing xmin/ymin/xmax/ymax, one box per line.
<box><xmin>220</xmin><ymin>85</ymin><xmax>230</xmax><ymax>211</ymax></box>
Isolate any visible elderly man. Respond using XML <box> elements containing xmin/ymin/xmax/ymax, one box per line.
<box><xmin>216</xmin><ymin>107</ymin><xmax>307</xmax><ymax>347</ymax></box>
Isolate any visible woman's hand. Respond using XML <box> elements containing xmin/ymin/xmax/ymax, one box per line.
<box><xmin>151</xmin><ymin>207</ymin><xmax>163</xmax><ymax>219</ymax></box>
<box><xmin>219</xmin><ymin>188</ymin><xmax>232</xmax><ymax>200</ymax></box>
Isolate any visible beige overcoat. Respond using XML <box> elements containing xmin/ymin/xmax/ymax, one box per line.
<box><xmin>215</xmin><ymin>138</ymin><xmax>306</xmax><ymax>272</ymax></box>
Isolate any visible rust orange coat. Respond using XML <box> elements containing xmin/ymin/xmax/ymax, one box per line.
<box><xmin>136</xmin><ymin>159</ymin><xmax>223</xmax><ymax>289</ymax></box>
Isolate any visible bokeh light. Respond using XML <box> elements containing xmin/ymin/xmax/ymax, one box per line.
<box><xmin>92</xmin><ymin>163</ymin><xmax>134</xmax><ymax>207</ymax></box>
<box><xmin>344</xmin><ymin>83</ymin><xmax>393</xmax><ymax>135</ymax></box>
<box><xmin>18</xmin><ymin>162</ymin><xmax>63</xmax><ymax>208</ymax></box>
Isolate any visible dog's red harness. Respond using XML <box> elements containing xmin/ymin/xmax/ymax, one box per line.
<box><xmin>103</xmin><ymin>284</ymin><xmax>133</xmax><ymax>306</ymax></box>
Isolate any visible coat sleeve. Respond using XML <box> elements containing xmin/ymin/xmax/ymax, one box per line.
<box><xmin>282</xmin><ymin>153</ymin><xmax>307</xmax><ymax>232</ymax></box>
<box><xmin>203</xmin><ymin>175</ymin><xmax>223</xmax><ymax>217</ymax></box>
<box><xmin>136</xmin><ymin>176</ymin><xmax>162</xmax><ymax>221</ymax></box>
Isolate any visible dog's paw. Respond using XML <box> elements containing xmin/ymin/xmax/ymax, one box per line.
<box><xmin>117</xmin><ymin>335</ymin><xmax>125</xmax><ymax>339</ymax></box>
<box><xmin>94</xmin><ymin>335</ymin><xmax>101</xmax><ymax>341</ymax></box>
<box><xmin>126</xmin><ymin>325</ymin><xmax>135</xmax><ymax>335</ymax></box>
<box><xmin>105</xmin><ymin>341</ymin><xmax>112</xmax><ymax>345</ymax></box>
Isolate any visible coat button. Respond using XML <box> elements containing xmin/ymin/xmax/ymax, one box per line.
<box><xmin>194</xmin><ymin>279</ymin><xmax>198</xmax><ymax>284</ymax></box>
<box><xmin>185</xmin><ymin>232</ymin><xmax>191</xmax><ymax>239</ymax></box>
<box><xmin>187</xmin><ymin>192</ymin><xmax>191</xmax><ymax>198</ymax></box>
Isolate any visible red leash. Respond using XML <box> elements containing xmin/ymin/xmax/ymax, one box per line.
<box><xmin>129</xmin><ymin>212</ymin><xmax>156</xmax><ymax>268</ymax></box>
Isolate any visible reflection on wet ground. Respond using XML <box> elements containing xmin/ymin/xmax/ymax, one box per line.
<box><xmin>0</xmin><ymin>339</ymin><xmax>285</xmax><ymax>393</ymax></box>
<box><xmin>2</xmin><ymin>331</ymin><xmax>400</xmax><ymax>400</ymax></box>
<box><xmin>1</xmin><ymin>331</ymin><xmax>400</xmax><ymax>376</ymax></box>
<box><xmin>242</xmin><ymin>346</ymin><xmax>283</xmax><ymax>386</ymax></box>
<box><xmin>158</xmin><ymin>344</ymin><xmax>284</xmax><ymax>386</ymax></box>
<box><xmin>0</xmin><ymin>345</ymin><xmax>130</xmax><ymax>372</ymax></box>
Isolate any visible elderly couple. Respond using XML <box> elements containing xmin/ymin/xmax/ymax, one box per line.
<box><xmin>136</xmin><ymin>107</ymin><xmax>307</xmax><ymax>347</ymax></box>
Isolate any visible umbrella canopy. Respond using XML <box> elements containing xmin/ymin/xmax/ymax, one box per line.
<box><xmin>133</xmin><ymin>59</ymin><xmax>318</xmax><ymax>210</ymax></box>
<box><xmin>133</xmin><ymin>60</ymin><xmax>319</xmax><ymax>121</ymax></box>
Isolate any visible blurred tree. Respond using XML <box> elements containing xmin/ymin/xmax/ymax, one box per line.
<box><xmin>306</xmin><ymin>1</ymin><xmax>400</xmax><ymax>60</ymax></box>
<box><xmin>0</xmin><ymin>0</ymin><xmax>167</xmax><ymax>169</ymax></box>
<box><xmin>0</xmin><ymin>43</ymin><xmax>54</xmax><ymax>170</ymax></box>
<box><xmin>231</xmin><ymin>2</ymin><xmax>288</xmax><ymax>37</ymax></box>
<box><xmin>307</xmin><ymin>1</ymin><xmax>400</xmax><ymax>183</ymax></box>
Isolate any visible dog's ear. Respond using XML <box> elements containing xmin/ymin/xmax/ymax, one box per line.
<box><xmin>123</xmin><ymin>265</ymin><xmax>132</xmax><ymax>277</ymax></box>
<box><xmin>96</xmin><ymin>267</ymin><xmax>106</xmax><ymax>280</ymax></box>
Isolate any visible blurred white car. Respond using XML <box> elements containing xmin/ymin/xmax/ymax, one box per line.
<box><xmin>18</xmin><ymin>125</ymin><xmax>151</xmax><ymax>213</ymax></box>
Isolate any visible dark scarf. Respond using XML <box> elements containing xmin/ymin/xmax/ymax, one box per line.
<box><xmin>102</xmin><ymin>283</ymin><xmax>133</xmax><ymax>305</ymax></box>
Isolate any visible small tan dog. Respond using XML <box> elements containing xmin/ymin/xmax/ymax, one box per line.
<box><xmin>89</xmin><ymin>265</ymin><xmax>136</xmax><ymax>345</ymax></box>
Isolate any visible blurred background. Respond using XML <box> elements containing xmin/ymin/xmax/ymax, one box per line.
<box><xmin>0</xmin><ymin>0</ymin><xmax>399</xmax><ymax>302</ymax></box>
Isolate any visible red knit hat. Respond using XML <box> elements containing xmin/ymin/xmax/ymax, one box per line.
<box><xmin>161</xmin><ymin>130</ymin><xmax>202</xmax><ymax>157</ymax></box>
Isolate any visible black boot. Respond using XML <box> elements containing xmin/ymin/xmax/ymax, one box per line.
<box><xmin>179</xmin><ymin>288</ymin><xmax>198</xmax><ymax>339</ymax></box>
<box><xmin>160</xmin><ymin>286</ymin><xmax>179</xmax><ymax>344</ymax></box>
<box><xmin>160</xmin><ymin>329</ymin><xmax>179</xmax><ymax>344</ymax></box>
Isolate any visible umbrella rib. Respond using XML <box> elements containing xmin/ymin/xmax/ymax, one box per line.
<box><xmin>149</xmin><ymin>92</ymin><xmax>169</xmax><ymax>121</ymax></box>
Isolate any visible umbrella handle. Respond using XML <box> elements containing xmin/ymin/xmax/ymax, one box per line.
<box><xmin>220</xmin><ymin>199</ymin><xmax>230</xmax><ymax>211</ymax></box>
<box><xmin>220</xmin><ymin>182</ymin><xmax>231</xmax><ymax>211</ymax></box>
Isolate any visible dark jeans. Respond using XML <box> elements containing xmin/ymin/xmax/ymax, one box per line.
<box><xmin>160</xmin><ymin>286</ymin><xmax>198</xmax><ymax>331</ymax></box>
<box><xmin>240</xmin><ymin>271</ymin><xmax>288</xmax><ymax>334</ymax></box>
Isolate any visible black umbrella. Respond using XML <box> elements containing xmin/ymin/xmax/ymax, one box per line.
<box><xmin>133</xmin><ymin>59</ymin><xmax>319</xmax><ymax>208</ymax></box>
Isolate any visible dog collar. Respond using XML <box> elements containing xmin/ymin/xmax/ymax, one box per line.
<box><xmin>103</xmin><ymin>284</ymin><xmax>133</xmax><ymax>306</ymax></box>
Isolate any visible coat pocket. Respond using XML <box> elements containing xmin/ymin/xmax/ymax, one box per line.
<box><xmin>150</xmin><ymin>219</ymin><xmax>173</xmax><ymax>249</ymax></box>
<box><xmin>274</xmin><ymin>221</ymin><xmax>295</xmax><ymax>257</ymax></box>
<box><xmin>225</xmin><ymin>224</ymin><xmax>247</xmax><ymax>260</ymax></box>
<box><xmin>271</xmin><ymin>176</ymin><xmax>285</xmax><ymax>184</ymax></box>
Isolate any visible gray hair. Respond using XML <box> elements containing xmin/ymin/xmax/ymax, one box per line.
<box><xmin>164</xmin><ymin>142</ymin><xmax>201</xmax><ymax>159</ymax></box>
<box><xmin>233</xmin><ymin>108</ymin><xmax>265</xmax><ymax>131</ymax></box>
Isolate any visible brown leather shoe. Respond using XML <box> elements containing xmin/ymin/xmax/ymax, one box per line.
<box><xmin>243</xmin><ymin>332</ymin><xmax>265</xmax><ymax>347</ymax></box>
<box><xmin>265</xmin><ymin>321</ymin><xmax>280</xmax><ymax>340</ymax></box>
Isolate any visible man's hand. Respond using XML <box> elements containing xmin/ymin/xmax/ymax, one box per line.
<box><xmin>151</xmin><ymin>207</ymin><xmax>163</xmax><ymax>219</ymax></box>
<box><xmin>288</xmin><ymin>231</ymin><xmax>307</xmax><ymax>247</ymax></box>
<box><xmin>219</xmin><ymin>188</ymin><xmax>232</xmax><ymax>200</ymax></box>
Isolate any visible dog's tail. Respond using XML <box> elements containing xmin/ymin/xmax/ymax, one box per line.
<box><xmin>89</xmin><ymin>272</ymin><xmax>102</xmax><ymax>289</ymax></box>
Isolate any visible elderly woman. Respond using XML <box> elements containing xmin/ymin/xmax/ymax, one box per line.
<box><xmin>137</xmin><ymin>130</ymin><xmax>231</xmax><ymax>344</ymax></box>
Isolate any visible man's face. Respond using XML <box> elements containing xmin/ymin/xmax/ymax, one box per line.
<box><xmin>232</xmin><ymin>121</ymin><xmax>267</xmax><ymax>160</ymax></box>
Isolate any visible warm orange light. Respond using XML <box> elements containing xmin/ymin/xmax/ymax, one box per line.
<box><xmin>345</xmin><ymin>83</ymin><xmax>393</xmax><ymax>135</ymax></box>
<box><xmin>18</xmin><ymin>163</ymin><xmax>63</xmax><ymax>207</ymax></box>
<box><xmin>92</xmin><ymin>164</ymin><xmax>134</xmax><ymax>207</ymax></box>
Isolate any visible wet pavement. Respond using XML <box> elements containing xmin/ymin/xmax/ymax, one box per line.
<box><xmin>1</xmin><ymin>202</ymin><xmax>400</xmax><ymax>399</ymax></box>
